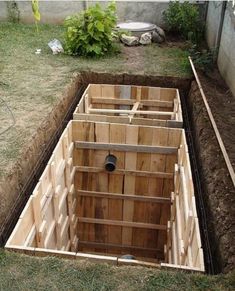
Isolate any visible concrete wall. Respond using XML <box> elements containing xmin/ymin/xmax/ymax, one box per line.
<box><xmin>217</xmin><ymin>3</ymin><xmax>235</xmax><ymax>97</ymax></box>
<box><xmin>206</xmin><ymin>1</ymin><xmax>235</xmax><ymax>97</ymax></box>
<box><xmin>0</xmin><ymin>1</ymin><xmax>169</xmax><ymax>27</ymax></box>
<box><xmin>206</xmin><ymin>1</ymin><xmax>223</xmax><ymax>49</ymax></box>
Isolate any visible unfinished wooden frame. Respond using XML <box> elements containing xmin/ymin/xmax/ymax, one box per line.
<box><xmin>6</xmin><ymin>120</ymin><xmax>204</xmax><ymax>272</ymax></box>
<box><xmin>73</xmin><ymin>84</ymin><xmax>183</xmax><ymax>128</ymax></box>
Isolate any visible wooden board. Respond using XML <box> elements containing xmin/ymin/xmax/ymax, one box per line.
<box><xmin>6</xmin><ymin>118</ymin><xmax>204</xmax><ymax>271</ymax></box>
<box><xmin>73</xmin><ymin>84</ymin><xmax>183</xmax><ymax>127</ymax></box>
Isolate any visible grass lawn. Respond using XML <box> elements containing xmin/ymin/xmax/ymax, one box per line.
<box><xmin>2</xmin><ymin>22</ymin><xmax>226</xmax><ymax>290</ymax></box>
<box><xmin>0</xmin><ymin>250</ymin><xmax>234</xmax><ymax>291</ymax></box>
<box><xmin>0</xmin><ymin>22</ymin><xmax>190</xmax><ymax>178</ymax></box>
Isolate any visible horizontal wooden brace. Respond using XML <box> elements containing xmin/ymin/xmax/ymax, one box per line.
<box><xmin>91</xmin><ymin>97</ymin><xmax>173</xmax><ymax>108</ymax></box>
<box><xmin>78</xmin><ymin>240</ymin><xmax>164</xmax><ymax>256</ymax></box>
<box><xmin>75</xmin><ymin>141</ymin><xmax>178</xmax><ymax>154</ymax></box>
<box><xmin>88</xmin><ymin>107</ymin><xmax>174</xmax><ymax>116</ymax></box>
<box><xmin>76</xmin><ymin>166</ymin><xmax>173</xmax><ymax>179</ymax></box>
<box><xmin>77</xmin><ymin>190</ymin><xmax>171</xmax><ymax>204</ymax></box>
<box><xmin>78</xmin><ymin>217</ymin><xmax>167</xmax><ymax>230</ymax></box>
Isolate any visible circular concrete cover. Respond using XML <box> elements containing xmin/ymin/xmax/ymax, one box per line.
<box><xmin>117</xmin><ymin>21</ymin><xmax>156</xmax><ymax>32</ymax></box>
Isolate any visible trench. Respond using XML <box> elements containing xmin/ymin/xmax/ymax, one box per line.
<box><xmin>1</xmin><ymin>71</ymin><xmax>233</xmax><ymax>274</ymax></box>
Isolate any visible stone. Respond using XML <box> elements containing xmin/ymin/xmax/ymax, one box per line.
<box><xmin>120</xmin><ymin>34</ymin><xmax>139</xmax><ymax>46</ymax></box>
<box><xmin>152</xmin><ymin>26</ymin><xmax>166</xmax><ymax>43</ymax></box>
<box><xmin>139</xmin><ymin>32</ymin><xmax>152</xmax><ymax>45</ymax></box>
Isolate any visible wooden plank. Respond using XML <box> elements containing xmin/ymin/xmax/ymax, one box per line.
<box><xmin>76</xmin><ymin>166</ymin><xmax>173</xmax><ymax>179</ymax></box>
<box><xmin>129</xmin><ymin>102</ymin><xmax>140</xmax><ymax>123</ymax></box>
<box><xmin>73</xmin><ymin>113</ymin><xmax>177</xmax><ymax>128</ymax></box>
<box><xmin>84</xmin><ymin>94</ymin><xmax>90</xmax><ymax>113</ymax></box>
<box><xmin>88</xmin><ymin>107</ymin><xmax>174</xmax><ymax>117</ymax></box>
<box><xmin>118</xmin><ymin>258</ymin><xmax>159</xmax><ymax>268</ymax></box>
<box><xmin>179</xmin><ymin>166</ymin><xmax>189</xmax><ymax>222</ymax></box>
<box><xmin>32</xmin><ymin>189</ymin><xmax>44</xmax><ymax>247</ymax></box>
<box><xmin>133</xmin><ymin>126</ymin><xmax>153</xmax><ymax>249</ymax></box>
<box><xmin>78</xmin><ymin>240</ymin><xmax>163</xmax><ymax>256</ymax></box>
<box><xmin>8</xmin><ymin>197</ymin><xmax>35</xmax><ymax>246</ymax></box>
<box><xmin>189</xmin><ymin>56</ymin><xmax>235</xmax><ymax>188</ymax></box>
<box><xmin>93</xmin><ymin>122</ymin><xmax>110</xmax><ymax>244</ymax></box>
<box><xmin>78</xmin><ymin>217</ymin><xmax>167</xmax><ymax>230</ymax></box>
<box><xmin>75</xmin><ymin>141</ymin><xmax>178</xmax><ymax>154</ymax></box>
<box><xmin>108</xmin><ymin>123</ymin><xmax>126</xmax><ymax>250</ymax></box>
<box><xmin>91</xmin><ymin>97</ymin><xmax>173</xmax><ymax>108</ymax></box>
<box><xmin>147</xmin><ymin>127</ymin><xmax>169</xmax><ymax>250</ymax></box>
<box><xmin>119</xmin><ymin>85</ymin><xmax>131</xmax><ymax>110</ymax></box>
<box><xmin>77</xmin><ymin>190</ymin><xmax>171</xmax><ymax>203</ymax></box>
<box><xmin>161</xmin><ymin>263</ymin><xmax>204</xmax><ymax>273</ymax></box>
<box><xmin>122</xmin><ymin>125</ymin><xmax>138</xmax><ymax>246</ymax></box>
<box><xmin>23</xmin><ymin>225</ymin><xmax>36</xmax><ymax>247</ymax></box>
<box><xmin>81</xmin><ymin>122</ymin><xmax>95</xmax><ymax>246</ymax></box>
<box><xmin>44</xmin><ymin>220</ymin><xmax>56</xmax><ymax>249</ymax></box>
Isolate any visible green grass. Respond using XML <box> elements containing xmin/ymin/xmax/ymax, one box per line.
<box><xmin>0</xmin><ymin>22</ymin><xmax>193</xmax><ymax>223</ymax></box>
<box><xmin>0</xmin><ymin>23</ymin><xmax>192</xmax><ymax>177</ymax></box>
<box><xmin>0</xmin><ymin>250</ymin><xmax>234</xmax><ymax>291</ymax></box>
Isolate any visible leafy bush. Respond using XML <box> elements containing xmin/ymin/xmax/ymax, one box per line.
<box><xmin>189</xmin><ymin>45</ymin><xmax>216</xmax><ymax>72</ymax></box>
<box><xmin>64</xmin><ymin>2</ymin><xmax>117</xmax><ymax>57</ymax></box>
<box><xmin>163</xmin><ymin>1</ymin><xmax>204</xmax><ymax>45</ymax></box>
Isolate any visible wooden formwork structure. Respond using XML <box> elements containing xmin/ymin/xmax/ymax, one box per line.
<box><xmin>6</xmin><ymin>119</ymin><xmax>204</xmax><ymax>272</ymax></box>
<box><xmin>73</xmin><ymin>84</ymin><xmax>183</xmax><ymax>128</ymax></box>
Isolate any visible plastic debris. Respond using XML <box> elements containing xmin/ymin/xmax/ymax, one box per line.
<box><xmin>35</xmin><ymin>48</ymin><xmax>41</xmax><ymax>55</ymax></box>
<box><xmin>48</xmin><ymin>39</ymin><xmax>64</xmax><ymax>54</ymax></box>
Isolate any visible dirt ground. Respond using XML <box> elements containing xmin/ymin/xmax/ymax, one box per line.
<box><xmin>188</xmin><ymin>69</ymin><xmax>235</xmax><ymax>273</ymax></box>
<box><xmin>1</xmin><ymin>23</ymin><xmax>235</xmax><ymax>274</ymax></box>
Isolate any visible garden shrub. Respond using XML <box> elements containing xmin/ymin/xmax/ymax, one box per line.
<box><xmin>64</xmin><ymin>2</ymin><xmax>117</xmax><ymax>57</ymax></box>
<box><xmin>189</xmin><ymin>45</ymin><xmax>216</xmax><ymax>72</ymax></box>
<box><xmin>163</xmin><ymin>1</ymin><xmax>204</xmax><ymax>45</ymax></box>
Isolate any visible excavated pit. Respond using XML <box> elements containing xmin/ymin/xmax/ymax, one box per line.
<box><xmin>2</xmin><ymin>72</ymin><xmax>234</xmax><ymax>274</ymax></box>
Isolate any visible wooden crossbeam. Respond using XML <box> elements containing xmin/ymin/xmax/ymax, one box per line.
<box><xmin>78</xmin><ymin>240</ymin><xmax>164</xmax><ymax>256</ymax></box>
<box><xmin>91</xmin><ymin>97</ymin><xmax>173</xmax><ymax>108</ymax></box>
<box><xmin>78</xmin><ymin>217</ymin><xmax>167</xmax><ymax>230</ymax></box>
<box><xmin>75</xmin><ymin>141</ymin><xmax>178</xmax><ymax>154</ymax></box>
<box><xmin>77</xmin><ymin>189</ymin><xmax>171</xmax><ymax>204</ymax></box>
<box><xmin>129</xmin><ymin>101</ymin><xmax>140</xmax><ymax>122</ymax></box>
<box><xmin>88</xmin><ymin>107</ymin><xmax>174</xmax><ymax>117</ymax></box>
<box><xmin>76</xmin><ymin>166</ymin><xmax>173</xmax><ymax>179</ymax></box>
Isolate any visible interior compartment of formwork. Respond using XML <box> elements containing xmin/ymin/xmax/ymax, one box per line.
<box><xmin>73</xmin><ymin>84</ymin><xmax>183</xmax><ymax>128</ymax></box>
<box><xmin>6</xmin><ymin>119</ymin><xmax>204</xmax><ymax>272</ymax></box>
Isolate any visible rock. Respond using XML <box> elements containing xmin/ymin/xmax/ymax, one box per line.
<box><xmin>120</xmin><ymin>34</ymin><xmax>139</xmax><ymax>46</ymax></box>
<box><xmin>139</xmin><ymin>32</ymin><xmax>152</xmax><ymax>45</ymax></box>
<box><xmin>152</xmin><ymin>26</ymin><xmax>166</xmax><ymax>43</ymax></box>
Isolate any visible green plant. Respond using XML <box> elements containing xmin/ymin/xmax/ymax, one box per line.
<box><xmin>7</xmin><ymin>1</ymin><xmax>20</xmax><ymax>23</ymax></box>
<box><xmin>189</xmin><ymin>45</ymin><xmax>216</xmax><ymax>72</ymax></box>
<box><xmin>32</xmin><ymin>0</ymin><xmax>41</xmax><ymax>33</ymax></box>
<box><xmin>64</xmin><ymin>2</ymin><xmax>117</xmax><ymax>57</ymax></box>
<box><xmin>163</xmin><ymin>1</ymin><xmax>204</xmax><ymax>45</ymax></box>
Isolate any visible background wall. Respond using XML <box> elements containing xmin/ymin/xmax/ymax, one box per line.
<box><xmin>206</xmin><ymin>1</ymin><xmax>235</xmax><ymax>97</ymax></box>
<box><xmin>0</xmin><ymin>1</ymin><xmax>169</xmax><ymax>27</ymax></box>
<box><xmin>1</xmin><ymin>1</ymin><xmax>233</xmax><ymax>96</ymax></box>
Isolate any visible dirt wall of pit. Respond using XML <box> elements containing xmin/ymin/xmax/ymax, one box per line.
<box><xmin>0</xmin><ymin>75</ymin><xmax>83</xmax><ymax>244</ymax></box>
<box><xmin>188</xmin><ymin>81</ymin><xmax>235</xmax><ymax>273</ymax></box>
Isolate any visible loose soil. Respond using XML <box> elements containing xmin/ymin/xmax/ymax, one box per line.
<box><xmin>188</xmin><ymin>69</ymin><xmax>235</xmax><ymax>273</ymax></box>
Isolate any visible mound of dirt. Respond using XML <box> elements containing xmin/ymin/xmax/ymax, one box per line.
<box><xmin>188</xmin><ymin>70</ymin><xmax>235</xmax><ymax>273</ymax></box>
